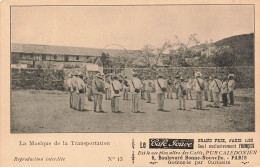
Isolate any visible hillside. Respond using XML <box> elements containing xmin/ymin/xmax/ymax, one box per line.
<box><xmin>214</xmin><ymin>33</ymin><xmax>254</xmax><ymax>48</ymax></box>
<box><xmin>190</xmin><ymin>33</ymin><xmax>254</xmax><ymax>66</ymax></box>
<box><xmin>214</xmin><ymin>33</ymin><xmax>254</xmax><ymax>66</ymax></box>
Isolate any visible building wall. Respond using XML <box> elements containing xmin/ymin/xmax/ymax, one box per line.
<box><xmin>46</xmin><ymin>55</ymin><xmax>62</xmax><ymax>61</ymax></box>
<box><xmin>68</xmin><ymin>55</ymin><xmax>74</xmax><ymax>61</ymax></box>
<box><xmin>68</xmin><ymin>55</ymin><xmax>85</xmax><ymax>62</ymax></box>
<box><xmin>11</xmin><ymin>52</ymin><xmax>97</xmax><ymax>66</ymax></box>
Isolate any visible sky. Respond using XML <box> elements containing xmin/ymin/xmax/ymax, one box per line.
<box><xmin>11</xmin><ymin>5</ymin><xmax>254</xmax><ymax>50</ymax></box>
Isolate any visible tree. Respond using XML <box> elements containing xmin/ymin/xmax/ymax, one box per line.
<box><xmin>100</xmin><ymin>52</ymin><xmax>111</xmax><ymax>67</ymax></box>
<box><xmin>174</xmin><ymin>34</ymin><xmax>200</xmax><ymax>58</ymax></box>
<box><xmin>164</xmin><ymin>34</ymin><xmax>200</xmax><ymax>67</ymax></box>
<box><xmin>138</xmin><ymin>41</ymin><xmax>173</xmax><ymax>68</ymax></box>
<box><xmin>212</xmin><ymin>46</ymin><xmax>237</xmax><ymax>67</ymax></box>
<box><xmin>139</xmin><ymin>45</ymin><xmax>156</xmax><ymax>67</ymax></box>
<box><xmin>109</xmin><ymin>51</ymin><xmax>137</xmax><ymax>68</ymax></box>
<box><xmin>154</xmin><ymin>40</ymin><xmax>173</xmax><ymax>65</ymax></box>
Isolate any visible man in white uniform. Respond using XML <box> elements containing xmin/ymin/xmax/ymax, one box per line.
<box><xmin>67</xmin><ymin>73</ymin><xmax>73</xmax><ymax>108</ymax></box>
<box><xmin>145</xmin><ymin>79</ymin><xmax>153</xmax><ymax>103</ymax></box>
<box><xmin>104</xmin><ymin>75</ymin><xmax>111</xmax><ymax>100</ymax></box>
<box><xmin>110</xmin><ymin>75</ymin><xmax>122</xmax><ymax>113</ymax></box>
<box><xmin>155</xmin><ymin>74</ymin><xmax>167</xmax><ymax>111</ymax></box>
<box><xmin>122</xmin><ymin>76</ymin><xmax>129</xmax><ymax>100</ymax></box>
<box><xmin>92</xmin><ymin>73</ymin><xmax>105</xmax><ymax>112</ymax></box>
<box><xmin>129</xmin><ymin>73</ymin><xmax>143</xmax><ymax>113</ymax></box>
<box><xmin>208</xmin><ymin>76</ymin><xmax>214</xmax><ymax>102</ymax></box>
<box><xmin>71</xmin><ymin>71</ymin><xmax>79</xmax><ymax>109</ymax></box>
<box><xmin>211</xmin><ymin>75</ymin><xmax>222</xmax><ymax>108</ymax></box>
<box><xmin>203</xmin><ymin>75</ymin><xmax>209</xmax><ymax>101</ymax></box>
<box><xmin>166</xmin><ymin>77</ymin><xmax>173</xmax><ymax>99</ymax></box>
<box><xmin>193</xmin><ymin>72</ymin><xmax>205</xmax><ymax>110</ymax></box>
<box><xmin>177</xmin><ymin>76</ymin><xmax>187</xmax><ymax>110</ymax></box>
<box><xmin>186</xmin><ymin>76</ymin><xmax>193</xmax><ymax>100</ymax></box>
<box><xmin>75</xmin><ymin>72</ymin><xmax>87</xmax><ymax>111</ymax></box>
<box><xmin>174</xmin><ymin>76</ymin><xmax>180</xmax><ymax>99</ymax></box>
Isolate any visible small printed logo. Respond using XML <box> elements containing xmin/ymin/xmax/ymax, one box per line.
<box><xmin>149</xmin><ymin>139</ymin><xmax>194</xmax><ymax>149</ymax></box>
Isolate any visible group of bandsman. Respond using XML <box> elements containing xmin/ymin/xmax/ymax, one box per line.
<box><xmin>67</xmin><ymin>71</ymin><xmax>235</xmax><ymax>112</ymax></box>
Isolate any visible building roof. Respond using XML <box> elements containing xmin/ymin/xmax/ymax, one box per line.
<box><xmin>11</xmin><ymin>43</ymin><xmax>128</xmax><ymax>57</ymax></box>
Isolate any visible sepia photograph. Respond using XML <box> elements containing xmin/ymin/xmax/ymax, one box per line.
<box><xmin>10</xmin><ymin>5</ymin><xmax>255</xmax><ymax>133</ymax></box>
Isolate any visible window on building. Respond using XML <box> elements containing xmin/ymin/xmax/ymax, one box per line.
<box><xmin>64</xmin><ymin>55</ymin><xmax>69</xmax><ymax>62</ymax></box>
<box><xmin>42</xmin><ymin>55</ymin><xmax>46</xmax><ymax>61</ymax></box>
<box><xmin>54</xmin><ymin>55</ymin><xmax>57</xmax><ymax>60</ymax></box>
<box><xmin>76</xmin><ymin>56</ymin><xmax>79</xmax><ymax>60</ymax></box>
<box><xmin>35</xmin><ymin>55</ymin><xmax>39</xmax><ymax>60</ymax></box>
<box><xmin>21</xmin><ymin>53</ymin><xmax>26</xmax><ymax>60</ymax></box>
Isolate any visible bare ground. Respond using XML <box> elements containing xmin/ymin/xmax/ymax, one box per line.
<box><xmin>11</xmin><ymin>89</ymin><xmax>254</xmax><ymax>133</ymax></box>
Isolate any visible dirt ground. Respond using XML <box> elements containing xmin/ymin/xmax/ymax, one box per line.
<box><xmin>11</xmin><ymin>89</ymin><xmax>254</xmax><ymax>133</ymax></box>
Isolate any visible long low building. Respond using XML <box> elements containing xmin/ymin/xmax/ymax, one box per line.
<box><xmin>11</xmin><ymin>43</ymin><xmax>104</xmax><ymax>63</ymax></box>
<box><xmin>11</xmin><ymin>43</ymin><xmax>130</xmax><ymax>68</ymax></box>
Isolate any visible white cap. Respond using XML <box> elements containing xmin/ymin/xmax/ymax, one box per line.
<box><xmin>228</xmin><ymin>74</ymin><xmax>235</xmax><ymax>78</ymax></box>
<box><xmin>195</xmin><ymin>72</ymin><xmax>202</xmax><ymax>77</ymax></box>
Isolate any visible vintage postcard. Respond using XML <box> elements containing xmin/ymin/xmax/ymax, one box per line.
<box><xmin>1</xmin><ymin>0</ymin><xmax>259</xmax><ymax>166</ymax></box>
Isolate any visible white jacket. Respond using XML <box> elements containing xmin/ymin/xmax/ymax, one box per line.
<box><xmin>129</xmin><ymin>77</ymin><xmax>143</xmax><ymax>94</ymax></box>
<box><xmin>71</xmin><ymin>76</ymin><xmax>78</xmax><ymax>90</ymax></box>
<box><xmin>155</xmin><ymin>78</ymin><xmax>167</xmax><ymax>94</ymax></box>
<box><xmin>204</xmin><ymin>80</ymin><xmax>209</xmax><ymax>91</ymax></box>
<box><xmin>67</xmin><ymin>78</ymin><xmax>73</xmax><ymax>91</ymax></box>
<box><xmin>211</xmin><ymin>79</ymin><xmax>222</xmax><ymax>93</ymax></box>
<box><xmin>104</xmin><ymin>79</ymin><xmax>110</xmax><ymax>89</ymax></box>
<box><xmin>208</xmin><ymin>80</ymin><xmax>213</xmax><ymax>90</ymax></box>
<box><xmin>122</xmin><ymin>79</ymin><xmax>129</xmax><ymax>89</ymax></box>
<box><xmin>145</xmin><ymin>80</ymin><xmax>153</xmax><ymax>91</ymax></box>
<box><xmin>110</xmin><ymin>80</ymin><xmax>122</xmax><ymax>97</ymax></box>
<box><xmin>228</xmin><ymin>79</ymin><xmax>235</xmax><ymax>92</ymax></box>
<box><xmin>221</xmin><ymin>81</ymin><xmax>228</xmax><ymax>94</ymax></box>
<box><xmin>186</xmin><ymin>79</ymin><xmax>193</xmax><ymax>89</ymax></box>
<box><xmin>77</xmin><ymin>78</ymin><xmax>86</xmax><ymax>93</ymax></box>
<box><xmin>177</xmin><ymin>82</ymin><xmax>187</xmax><ymax>97</ymax></box>
<box><xmin>193</xmin><ymin>78</ymin><xmax>204</xmax><ymax>92</ymax></box>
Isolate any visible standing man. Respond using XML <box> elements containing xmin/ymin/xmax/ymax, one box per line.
<box><xmin>193</xmin><ymin>72</ymin><xmax>205</xmax><ymax>110</ymax></box>
<box><xmin>86</xmin><ymin>75</ymin><xmax>93</xmax><ymax>101</ymax></box>
<box><xmin>166</xmin><ymin>77</ymin><xmax>173</xmax><ymax>99</ymax></box>
<box><xmin>177</xmin><ymin>76</ymin><xmax>187</xmax><ymax>110</ymax></box>
<box><xmin>110</xmin><ymin>75</ymin><xmax>122</xmax><ymax>113</ymax></box>
<box><xmin>221</xmin><ymin>76</ymin><xmax>229</xmax><ymax>106</ymax></box>
<box><xmin>203</xmin><ymin>75</ymin><xmax>209</xmax><ymax>101</ymax></box>
<box><xmin>92</xmin><ymin>73</ymin><xmax>105</xmax><ymax>112</ymax></box>
<box><xmin>186</xmin><ymin>76</ymin><xmax>193</xmax><ymax>100</ymax></box>
<box><xmin>129</xmin><ymin>72</ymin><xmax>143</xmax><ymax>113</ymax></box>
<box><xmin>67</xmin><ymin>73</ymin><xmax>73</xmax><ymax>108</ymax></box>
<box><xmin>208</xmin><ymin>76</ymin><xmax>214</xmax><ymax>102</ymax></box>
<box><xmin>174</xmin><ymin>75</ymin><xmax>180</xmax><ymax>99</ymax></box>
<box><xmin>211</xmin><ymin>75</ymin><xmax>222</xmax><ymax>108</ymax></box>
<box><xmin>228</xmin><ymin>74</ymin><xmax>235</xmax><ymax>105</ymax></box>
<box><xmin>73</xmin><ymin>72</ymin><xmax>80</xmax><ymax>109</ymax></box>
<box><xmin>145</xmin><ymin>79</ymin><xmax>153</xmax><ymax>103</ymax></box>
<box><xmin>155</xmin><ymin>74</ymin><xmax>167</xmax><ymax>111</ymax></box>
<box><xmin>140</xmin><ymin>78</ymin><xmax>146</xmax><ymax>99</ymax></box>
<box><xmin>122</xmin><ymin>76</ymin><xmax>129</xmax><ymax>100</ymax></box>
<box><xmin>75</xmin><ymin>72</ymin><xmax>87</xmax><ymax>111</ymax></box>
<box><xmin>71</xmin><ymin>71</ymin><xmax>79</xmax><ymax>109</ymax></box>
<box><xmin>104</xmin><ymin>75</ymin><xmax>111</xmax><ymax>100</ymax></box>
